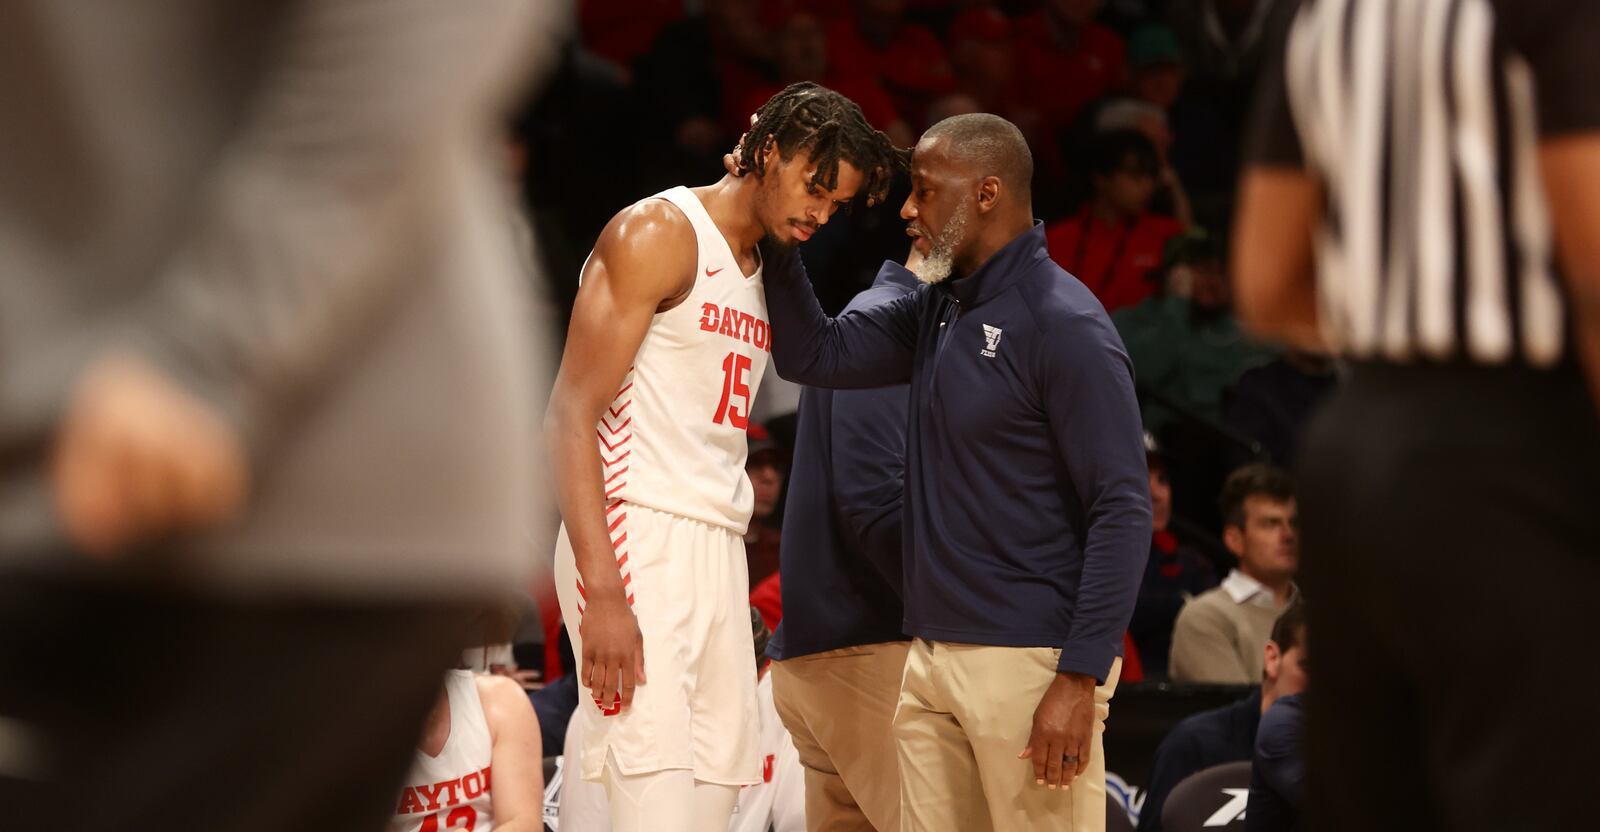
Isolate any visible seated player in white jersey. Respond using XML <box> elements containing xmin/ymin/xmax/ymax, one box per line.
<box><xmin>390</xmin><ymin>667</ymin><xmax>544</xmax><ymax>832</ymax></box>
<box><xmin>544</xmin><ymin>81</ymin><xmax>905</xmax><ymax>832</ymax></box>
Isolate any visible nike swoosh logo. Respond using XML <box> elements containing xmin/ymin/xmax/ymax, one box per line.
<box><xmin>706</xmin><ymin>267</ymin><xmax>723</xmax><ymax>277</ymax></box>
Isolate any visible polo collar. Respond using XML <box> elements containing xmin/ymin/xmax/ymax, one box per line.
<box><xmin>940</xmin><ymin>221</ymin><xmax>1050</xmax><ymax>306</ymax></box>
<box><xmin>875</xmin><ymin>262</ymin><xmax>921</xmax><ymax>292</ymax></box>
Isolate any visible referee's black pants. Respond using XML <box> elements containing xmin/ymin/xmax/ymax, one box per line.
<box><xmin>0</xmin><ymin>569</ymin><xmax>477</xmax><ymax>831</ymax></box>
<box><xmin>1298</xmin><ymin>360</ymin><xmax>1600</xmax><ymax>831</ymax></box>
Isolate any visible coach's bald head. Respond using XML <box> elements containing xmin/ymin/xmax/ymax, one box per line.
<box><xmin>920</xmin><ymin>113</ymin><xmax>1034</xmax><ymax>205</ymax></box>
<box><xmin>900</xmin><ymin>113</ymin><xmax>1036</xmax><ymax>284</ymax></box>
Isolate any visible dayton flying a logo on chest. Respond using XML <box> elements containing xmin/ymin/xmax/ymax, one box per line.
<box><xmin>981</xmin><ymin>324</ymin><xmax>1004</xmax><ymax>358</ymax></box>
<box><xmin>699</xmin><ymin>302</ymin><xmax>772</xmax><ymax>352</ymax></box>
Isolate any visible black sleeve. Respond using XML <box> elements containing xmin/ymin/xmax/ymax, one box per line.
<box><xmin>1242</xmin><ymin>0</ymin><xmax>1310</xmax><ymax>168</ymax></box>
<box><xmin>1510</xmin><ymin>1</ymin><xmax>1600</xmax><ymax>136</ymax></box>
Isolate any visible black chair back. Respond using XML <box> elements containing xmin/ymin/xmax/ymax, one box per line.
<box><xmin>1161</xmin><ymin>760</ymin><xmax>1253</xmax><ymax>831</ymax></box>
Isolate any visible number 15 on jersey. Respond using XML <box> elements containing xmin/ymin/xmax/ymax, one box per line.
<box><xmin>713</xmin><ymin>351</ymin><xmax>752</xmax><ymax>429</ymax></box>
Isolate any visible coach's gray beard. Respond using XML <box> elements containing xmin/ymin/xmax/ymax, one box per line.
<box><xmin>913</xmin><ymin>199</ymin><xmax>972</xmax><ymax>285</ymax></box>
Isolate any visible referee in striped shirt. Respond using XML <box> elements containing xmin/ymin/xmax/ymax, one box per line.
<box><xmin>1235</xmin><ymin>1</ymin><xmax>1600</xmax><ymax>829</ymax></box>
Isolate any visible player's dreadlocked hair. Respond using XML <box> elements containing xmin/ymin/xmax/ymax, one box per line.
<box><xmin>734</xmin><ymin>82</ymin><xmax>908</xmax><ymax>207</ymax></box>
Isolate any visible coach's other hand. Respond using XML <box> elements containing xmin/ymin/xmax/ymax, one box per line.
<box><xmin>580</xmin><ymin>593</ymin><xmax>647</xmax><ymax>714</ymax></box>
<box><xmin>1019</xmin><ymin>671</ymin><xmax>1096</xmax><ymax>790</ymax></box>
<box><xmin>52</xmin><ymin>354</ymin><xmax>247</xmax><ymax>559</ymax></box>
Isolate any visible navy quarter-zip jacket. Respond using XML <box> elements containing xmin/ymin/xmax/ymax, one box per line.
<box><xmin>768</xmin><ymin>267</ymin><xmax>917</xmax><ymax>662</ymax></box>
<box><xmin>763</xmin><ymin>223</ymin><xmax>1152</xmax><ymax>682</ymax></box>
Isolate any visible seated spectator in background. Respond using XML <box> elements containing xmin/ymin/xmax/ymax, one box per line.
<box><xmin>391</xmin><ymin>668</ymin><xmax>544</xmax><ymax>832</ymax></box>
<box><xmin>1112</xmin><ymin>227</ymin><xmax>1275</xmax><ymax>434</ymax></box>
<box><xmin>1090</xmin><ymin>99</ymin><xmax>1195</xmax><ymax>229</ymax></box>
<box><xmin>1247</xmin><ymin>691</ymin><xmax>1306</xmax><ymax>832</ymax></box>
<box><xmin>1137</xmin><ymin>600</ymin><xmax>1307</xmax><ymax>831</ymax></box>
<box><xmin>558</xmin><ymin>609</ymin><xmax>806</xmax><ymax>832</ymax></box>
<box><xmin>1129</xmin><ymin>433</ymin><xmax>1218</xmax><ymax>680</ymax></box>
<box><xmin>1047</xmin><ymin>131</ymin><xmax>1184</xmax><ymax>314</ymax></box>
<box><xmin>1127</xmin><ymin>25</ymin><xmax>1185</xmax><ymax>115</ymax></box>
<box><xmin>1123</xmin><ymin>24</ymin><xmax>1234</xmax><ymax>208</ymax></box>
<box><xmin>742</xmin><ymin>8</ymin><xmax>915</xmax><ymax>146</ymax></box>
<box><xmin>828</xmin><ymin>0</ymin><xmax>957</xmax><ymax>128</ymax></box>
<box><xmin>947</xmin><ymin>8</ymin><xmax>1034</xmax><ymax>134</ymax></box>
<box><xmin>1169</xmin><ymin>464</ymin><xmax>1297</xmax><ymax>684</ymax></box>
<box><xmin>746</xmin><ymin>424</ymin><xmax>788</xmax><ymax>589</ymax></box>
<box><xmin>1094</xmin><ymin>99</ymin><xmax>1173</xmax><ymax>169</ymax></box>
<box><xmin>1223</xmin><ymin>351</ymin><xmax>1339</xmax><ymax>470</ymax></box>
<box><xmin>1014</xmin><ymin>0</ymin><xmax>1127</xmax><ymax>181</ymax></box>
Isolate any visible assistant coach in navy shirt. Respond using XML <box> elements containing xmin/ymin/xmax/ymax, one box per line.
<box><xmin>761</xmin><ymin>113</ymin><xmax>1151</xmax><ymax>832</ymax></box>
<box><xmin>767</xmin><ymin>267</ymin><xmax>915</xmax><ymax>832</ymax></box>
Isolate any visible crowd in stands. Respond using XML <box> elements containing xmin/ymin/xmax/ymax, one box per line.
<box><xmin>505</xmin><ymin>0</ymin><xmax>1324</xmax><ymax>827</ymax></box>
<box><xmin>518</xmin><ymin>0</ymin><xmax>1330</xmax><ymax>538</ymax></box>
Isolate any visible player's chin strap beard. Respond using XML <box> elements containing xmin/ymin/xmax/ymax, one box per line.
<box><xmin>761</xmin><ymin>227</ymin><xmax>797</xmax><ymax>256</ymax></box>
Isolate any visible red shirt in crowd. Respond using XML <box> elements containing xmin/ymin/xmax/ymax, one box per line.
<box><xmin>1014</xmin><ymin>14</ymin><xmax>1127</xmax><ymax>131</ymax></box>
<box><xmin>1121</xmin><ymin>632</ymin><xmax>1145</xmax><ymax>683</ymax></box>
<box><xmin>750</xmin><ymin>571</ymin><xmax>783</xmax><ymax>633</ymax></box>
<box><xmin>1046</xmin><ymin>209</ymin><xmax>1183</xmax><ymax>314</ymax></box>
<box><xmin>578</xmin><ymin>0</ymin><xmax>684</xmax><ymax>66</ymax></box>
<box><xmin>827</xmin><ymin>19</ymin><xmax>956</xmax><ymax>119</ymax></box>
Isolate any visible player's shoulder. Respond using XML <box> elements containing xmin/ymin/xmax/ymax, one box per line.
<box><xmin>474</xmin><ymin>672</ymin><xmax>524</xmax><ymax>706</ymax></box>
<box><xmin>589</xmin><ymin>195</ymin><xmax>699</xmax><ymax>292</ymax></box>
<box><xmin>597</xmin><ymin>196</ymin><xmax>696</xmax><ymax>254</ymax></box>
<box><xmin>474</xmin><ymin>674</ymin><xmax>533</xmax><ymax>720</ymax></box>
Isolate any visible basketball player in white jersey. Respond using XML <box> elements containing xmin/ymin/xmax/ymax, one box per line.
<box><xmin>545</xmin><ymin>82</ymin><xmax>904</xmax><ymax>832</ymax></box>
<box><xmin>556</xmin><ymin>608</ymin><xmax>807</xmax><ymax>832</ymax></box>
<box><xmin>391</xmin><ymin>670</ymin><xmax>544</xmax><ymax>832</ymax></box>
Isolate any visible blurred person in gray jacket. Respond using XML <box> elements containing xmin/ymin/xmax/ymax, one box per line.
<box><xmin>0</xmin><ymin>1</ymin><xmax>566</xmax><ymax>829</ymax></box>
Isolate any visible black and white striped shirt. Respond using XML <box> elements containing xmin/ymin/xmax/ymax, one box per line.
<box><xmin>1247</xmin><ymin>0</ymin><xmax>1600</xmax><ymax>367</ymax></box>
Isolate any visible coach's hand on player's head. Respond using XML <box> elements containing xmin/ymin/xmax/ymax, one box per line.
<box><xmin>51</xmin><ymin>353</ymin><xmax>248</xmax><ymax>560</ymax></box>
<box><xmin>723</xmin><ymin>113</ymin><xmax>760</xmax><ymax>179</ymax></box>
<box><xmin>579</xmin><ymin>592</ymin><xmax>647</xmax><ymax>713</ymax></box>
<box><xmin>1019</xmin><ymin>672</ymin><xmax>1097</xmax><ymax>791</ymax></box>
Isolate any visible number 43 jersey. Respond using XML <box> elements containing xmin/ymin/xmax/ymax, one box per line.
<box><xmin>594</xmin><ymin>186</ymin><xmax>770</xmax><ymax>535</ymax></box>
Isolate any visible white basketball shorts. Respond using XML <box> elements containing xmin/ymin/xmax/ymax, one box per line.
<box><xmin>554</xmin><ymin>501</ymin><xmax>761</xmax><ymax>786</ymax></box>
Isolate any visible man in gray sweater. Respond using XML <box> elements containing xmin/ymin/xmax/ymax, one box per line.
<box><xmin>1168</xmin><ymin>464</ymin><xmax>1298</xmax><ymax>684</ymax></box>
<box><xmin>0</xmin><ymin>1</ymin><xmax>563</xmax><ymax>828</ymax></box>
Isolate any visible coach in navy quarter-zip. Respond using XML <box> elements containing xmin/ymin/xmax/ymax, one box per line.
<box><xmin>761</xmin><ymin>114</ymin><xmax>1150</xmax><ymax>832</ymax></box>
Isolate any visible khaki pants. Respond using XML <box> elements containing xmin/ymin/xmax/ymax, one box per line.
<box><xmin>894</xmin><ymin>639</ymin><xmax>1121</xmax><ymax>831</ymax></box>
<box><xmin>771</xmin><ymin>641</ymin><xmax>911</xmax><ymax>831</ymax></box>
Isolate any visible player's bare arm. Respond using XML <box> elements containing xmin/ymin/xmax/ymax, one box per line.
<box><xmin>1538</xmin><ymin>136</ymin><xmax>1600</xmax><ymax>412</ymax></box>
<box><xmin>477</xmin><ymin>674</ymin><xmax>545</xmax><ymax>831</ymax></box>
<box><xmin>546</xmin><ymin>202</ymin><xmax>697</xmax><ymax>713</ymax></box>
<box><xmin>1233</xmin><ymin>168</ymin><xmax>1328</xmax><ymax>352</ymax></box>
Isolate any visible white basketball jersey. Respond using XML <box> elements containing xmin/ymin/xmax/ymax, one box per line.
<box><xmin>596</xmin><ymin>186</ymin><xmax>770</xmax><ymax>534</ymax></box>
<box><xmin>391</xmin><ymin>671</ymin><xmax>496</xmax><ymax>832</ymax></box>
